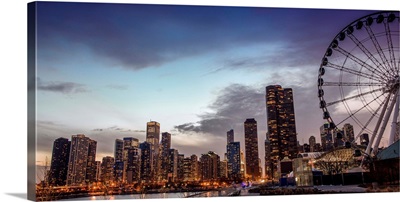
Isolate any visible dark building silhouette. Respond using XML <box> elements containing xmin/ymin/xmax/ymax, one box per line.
<box><xmin>266</xmin><ymin>85</ymin><xmax>298</xmax><ymax>179</ymax></box>
<box><xmin>227</xmin><ymin>129</ymin><xmax>234</xmax><ymax>144</ymax></box>
<box><xmin>168</xmin><ymin>149</ymin><xmax>179</xmax><ymax>182</ymax></box>
<box><xmin>264</xmin><ymin>133</ymin><xmax>272</xmax><ymax>179</ymax></box>
<box><xmin>309</xmin><ymin>136</ymin><xmax>316</xmax><ymax>152</ymax></box>
<box><xmin>114</xmin><ymin>139</ymin><xmax>124</xmax><ymax>183</ymax></box>
<box><xmin>244</xmin><ymin>118</ymin><xmax>260</xmax><ymax>180</ymax></box>
<box><xmin>48</xmin><ymin>137</ymin><xmax>70</xmax><ymax>186</ymax></box>
<box><xmin>85</xmin><ymin>139</ymin><xmax>97</xmax><ymax>183</ymax></box>
<box><xmin>160</xmin><ymin>132</ymin><xmax>171</xmax><ymax>181</ymax></box>
<box><xmin>178</xmin><ymin>154</ymin><xmax>185</xmax><ymax>181</ymax></box>
<box><xmin>139</xmin><ymin>141</ymin><xmax>153</xmax><ymax>182</ymax></box>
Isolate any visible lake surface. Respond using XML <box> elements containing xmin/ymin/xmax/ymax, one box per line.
<box><xmin>61</xmin><ymin>190</ymin><xmax>234</xmax><ymax>201</ymax></box>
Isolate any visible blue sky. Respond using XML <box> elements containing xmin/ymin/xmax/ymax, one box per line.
<box><xmin>32</xmin><ymin>2</ymin><xmax>387</xmax><ymax>171</ymax></box>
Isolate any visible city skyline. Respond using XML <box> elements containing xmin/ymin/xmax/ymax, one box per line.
<box><xmin>33</xmin><ymin>2</ymin><xmax>386</xmax><ymax>175</ymax></box>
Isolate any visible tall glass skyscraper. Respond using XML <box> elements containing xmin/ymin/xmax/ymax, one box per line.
<box><xmin>227</xmin><ymin>141</ymin><xmax>241</xmax><ymax>179</ymax></box>
<box><xmin>139</xmin><ymin>141</ymin><xmax>152</xmax><ymax>182</ymax></box>
<box><xmin>227</xmin><ymin>129</ymin><xmax>234</xmax><ymax>144</ymax></box>
<box><xmin>146</xmin><ymin>121</ymin><xmax>160</xmax><ymax>181</ymax></box>
<box><xmin>66</xmin><ymin>134</ymin><xmax>91</xmax><ymax>186</ymax></box>
<box><xmin>244</xmin><ymin>118</ymin><xmax>260</xmax><ymax>180</ymax></box>
<box><xmin>266</xmin><ymin>85</ymin><xmax>298</xmax><ymax>179</ymax></box>
<box><xmin>160</xmin><ymin>132</ymin><xmax>171</xmax><ymax>181</ymax></box>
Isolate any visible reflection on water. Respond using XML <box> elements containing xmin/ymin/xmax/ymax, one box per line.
<box><xmin>62</xmin><ymin>191</ymin><xmax>223</xmax><ymax>201</ymax></box>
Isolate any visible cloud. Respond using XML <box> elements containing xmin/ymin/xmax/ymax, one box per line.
<box><xmin>37</xmin><ymin>3</ymin><xmax>376</xmax><ymax>70</ymax></box>
<box><xmin>37</xmin><ymin>78</ymin><xmax>88</xmax><ymax>94</ymax></box>
<box><xmin>174</xmin><ymin>83</ymin><xmax>267</xmax><ymax>139</ymax></box>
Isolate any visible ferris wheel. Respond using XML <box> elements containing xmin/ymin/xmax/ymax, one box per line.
<box><xmin>317</xmin><ymin>11</ymin><xmax>399</xmax><ymax>156</ymax></box>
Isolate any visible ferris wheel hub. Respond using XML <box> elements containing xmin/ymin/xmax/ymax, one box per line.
<box><xmin>385</xmin><ymin>76</ymin><xmax>400</xmax><ymax>93</ymax></box>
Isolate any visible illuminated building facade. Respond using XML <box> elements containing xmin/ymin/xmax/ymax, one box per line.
<box><xmin>66</xmin><ymin>134</ymin><xmax>90</xmax><ymax>186</ymax></box>
<box><xmin>146</xmin><ymin>121</ymin><xmax>160</xmax><ymax>181</ymax></box>
<box><xmin>200</xmin><ymin>151</ymin><xmax>220</xmax><ymax>181</ymax></box>
<box><xmin>125</xmin><ymin>146</ymin><xmax>141</xmax><ymax>184</ymax></box>
<box><xmin>168</xmin><ymin>149</ymin><xmax>179</xmax><ymax>182</ymax></box>
<box><xmin>85</xmin><ymin>139</ymin><xmax>97</xmax><ymax>183</ymax></box>
<box><xmin>244</xmin><ymin>118</ymin><xmax>261</xmax><ymax>180</ymax></box>
<box><xmin>160</xmin><ymin>132</ymin><xmax>171</xmax><ymax>181</ymax></box>
<box><xmin>100</xmin><ymin>156</ymin><xmax>115</xmax><ymax>184</ymax></box>
<box><xmin>227</xmin><ymin>141</ymin><xmax>241</xmax><ymax>179</ymax></box>
<box><xmin>139</xmin><ymin>141</ymin><xmax>153</xmax><ymax>182</ymax></box>
<box><xmin>114</xmin><ymin>139</ymin><xmax>124</xmax><ymax>183</ymax></box>
<box><xmin>320</xmin><ymin>123</ymin><xmax>333</xmax><ymax>151</ymax></box>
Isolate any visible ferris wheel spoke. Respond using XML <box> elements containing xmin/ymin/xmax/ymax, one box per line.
<box><xmin>384</xmin><ymin>20</ymin><xmax>398</xmax><ymax>75</ymax></box>
<box><xmin>336</xmin><ymin>46</ymin><xmax>389</xmax><ymax>80</ymax></box>
<box><xmin>347</xmin><ymin>33</ymin><xmax>389</xmax><ymax>76</ymax></box>
<box><xmin>325</xmin><ymin>87</ymin><xmax>386</xmax><ymax>107</ymax></box>
<box><xmin>323</xmin><ymin>82</ymin><xmax>384</xmax><ymax>86</ymax></box>
<box><xmin>364</xmin><ymin>25</ymin><xmax>395</xmax><ymax>75</ymax></box>
<box><xmin>325</xmin><ymin>62</ymin><xmax>385</xmax><ymax>83</ymax></box>
<box><xmin>372</xmin><ymin>90</ymin><xmax>399</xmax><ymax>154</ymax></box>
<box><xmin>353</xmin><ymin>97</ymin><xmax>386</xmax><ymax>143</ymax></box>
<box><xmin>332</xmin><ymin>90</ymin><xmax>387</xmax><ymax>128</ymax></box>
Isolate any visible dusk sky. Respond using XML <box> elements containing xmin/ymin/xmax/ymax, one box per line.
<box><xmin>33</xmin><ymin>2</ymin><xmax>383</xmax><ymax>172</ymax></box>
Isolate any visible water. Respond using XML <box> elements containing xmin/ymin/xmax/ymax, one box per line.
<box><xmin>60</xmin><ymin>190</ymin><xmax>231</xmax><ymax>201</ymax></box>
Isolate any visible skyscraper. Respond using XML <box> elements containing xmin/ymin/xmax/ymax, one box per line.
<box><xmin>200</xmin><ymin>151</ymin><xmax>220</xmax><ymax>181</ymax></box>
<box><xmin>191</xmin><ymin>154</ymin><xmax>199</xmax><ymax>181</ymax></box>
<box><xmin>122</xmin><ymin>137</ymin><xmax>139</xmax><ymax>182</ymax></box>
<box><xmin>125</xmin><ymin>146</ymin><xmax>141</xmax><ymax>184</ymax></box>
<box><xmin>266</xmin><ymin>85</ymin><xmax>298</xmax><ymax>179</ymax></box>
<box><xmin>66</xmin><ymin>134</ymin><xmax>90</xmax><ymax>186</ymax></box>
<box><xmin>48</xmin><ymin>137</ymin><xmax>70</xmax><ymax>186</ymax></box>
<box><xmin>227</xmin><ymin>129</ymin><xmax>234</xmax><ymax>144</ymax></box>
<box><xmin>139</xmin><ymin>141</ymin><xmax>152</xmax><ymax>183</ymax></box>
<box><xmin>146</xmin><ymin>121</ymin><xmax>160</xmax><ymax>181</ymax></box>
<box><xmin>309</xmin><ymin>136</ymin><xmax>316</xmax><ymax>152</ymax></box>
<box><xmin>343</xmin><ymin>123</ymin><xmax>355</xmax><ymax>143</ymax></box>
<box><xmin>114</xmin><ymin>139</ymin><xmax>124</xmax><ymax>183</ymax></box>
<box><xmin>264</xmin><ymin>133</ymin><xmax>272</xmax><ymax>179</ymax></box>
<box><xmin>168</xmin><ymin>149</ymin><xmax>179</xmax><ymax>182</ymax></box>
<box><xmin>320</xmin><ymin>123</ymin><xmax>333</xmax><ymax>151</ymax></box>
<box><xmin>220</xmin><ymin>159</ymin><xmax>228</xmax><ymax>179</ymax></box>
<box><xmin>85</xmin><ymin>139</ymin><xmax>97</xmax><ymax>183</ymax></box>
<box><xmin>183</xmin><ymin>157</ymin><xmax>192</xmax><ymax>181</ymax></box>
<box><xmin>146</xmin><ymin>121</ymin><xmax>160</xmax><ymax>153</ymax></box>
<box><xmin>100</xmin><ymin>156</ymin><xmax>115</xmax><ymax>184</ymax></box>
<box><xmin>177</xmin><ymin>154</ymin><xmax>185</xmax><ymax>181</ymax></box>
<box><xmin>244</xmin><ymin>118</ymin><xmax>260</xmax><ymax>180</ymax></box>
<box><xmin>227</xmin><ymin>142</ymin><xmax>241</xmax><ymax>179</ymax></box>
<box><xmin>160</xmin><ymin>132</ymin><xmax>171</xmax><ymax>181</ymax></box>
